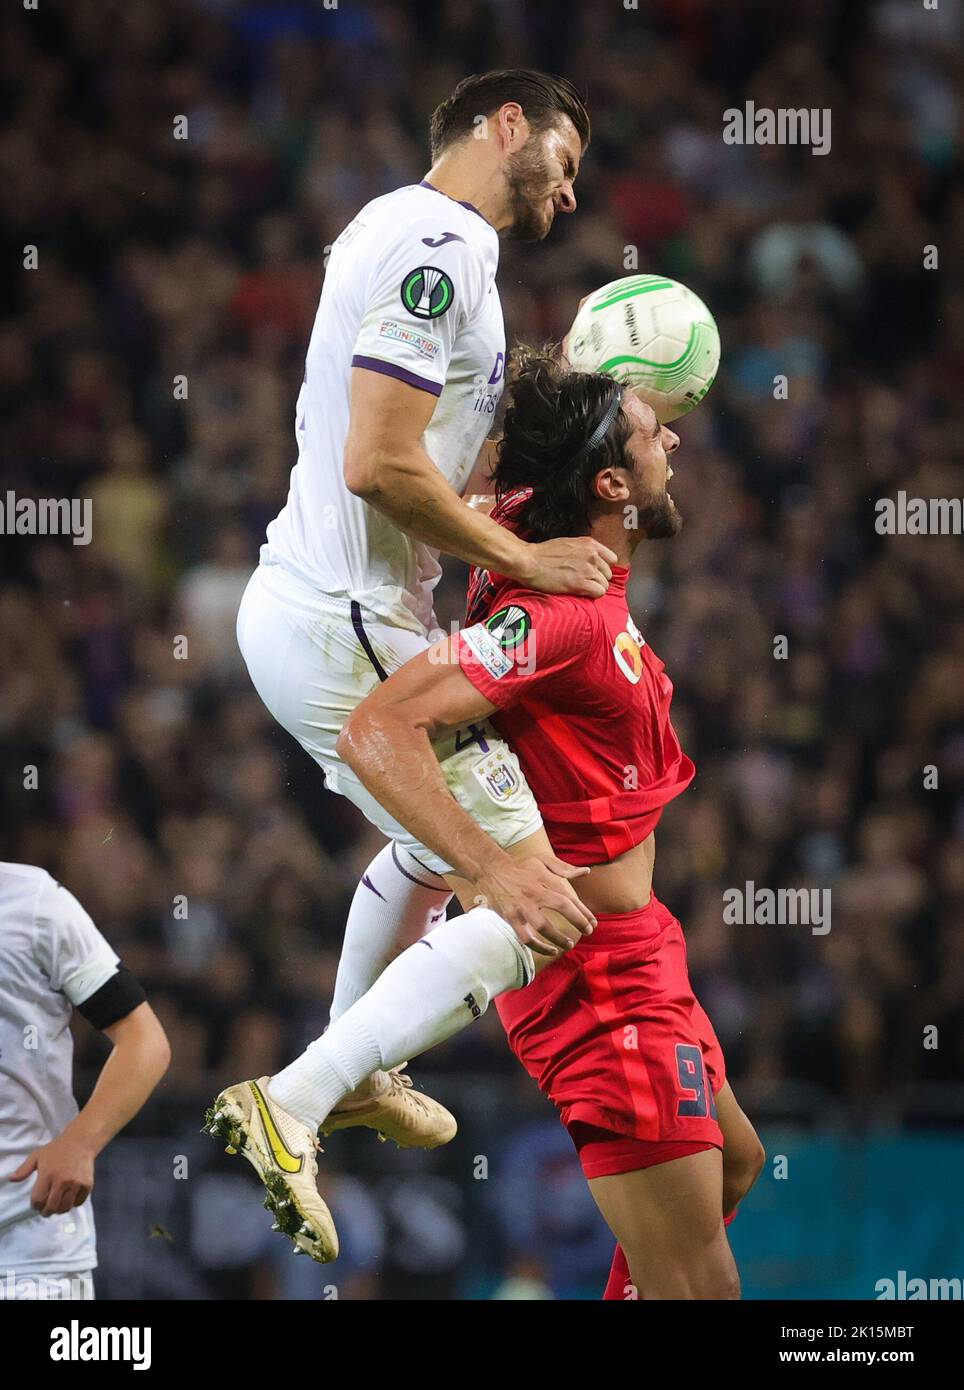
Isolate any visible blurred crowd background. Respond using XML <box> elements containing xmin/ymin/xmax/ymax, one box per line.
<box><xmin>2</xmin><ymin>0</ymin><xmax>963</xmax><ymax>1298</ymax></box>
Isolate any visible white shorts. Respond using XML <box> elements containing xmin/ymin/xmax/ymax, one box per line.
<box><xmin>0</xmin><ymin>1270</ymin><xmax>94</xmax><ymax>1300</ymax></box>
<box><xmin>236</xmin><ymin>564</ymin><xmax>543</xmax><ymax>875</ymax></box>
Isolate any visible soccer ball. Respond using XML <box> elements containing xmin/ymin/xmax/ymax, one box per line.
<box><xmin>565</xmin><ymin>274</ymin><xmax>720</xmax><ymax>423</ymax></box>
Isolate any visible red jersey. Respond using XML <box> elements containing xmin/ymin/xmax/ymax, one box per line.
<box><xmin>455</xmin><ymin>491</ymin><xmax>695</xmax><ymax>864</ymax></box>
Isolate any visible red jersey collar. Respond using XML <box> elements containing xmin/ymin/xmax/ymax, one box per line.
<box><xmin>606</xmin><ymin>564</ymin><xmax>630</xmax><ymax>595</ymax></box>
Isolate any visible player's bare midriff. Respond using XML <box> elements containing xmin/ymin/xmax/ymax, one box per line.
<box><xmin>577</xmin><ymin>832</ymin><xmax>656</xmax><ymax>915</ymax></box>
<box><xmin>445</xmin><ymin>828</ymin><xmax>656</xmax><ymax>928</ymax></box>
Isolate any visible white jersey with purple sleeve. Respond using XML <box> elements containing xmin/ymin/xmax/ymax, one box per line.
<box><xmin>262</xmin><ymin>181</ymin><xmax>506</xmax><ymax>634</ymax></box>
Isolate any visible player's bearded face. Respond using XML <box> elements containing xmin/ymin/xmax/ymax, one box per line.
<box><xmin>621</xmin><ymin>397</ymin><xmax>682</xmax><ymax>539</ymax></box>
<box><xmin>503</xmin><ymin>135</ymin><xmax>558</xmax><ymax>241</ymax></box>
<box><xmin>633</xmin><ymin>486</ymin><xmax>681</xmax><ymax>539</ymax></box>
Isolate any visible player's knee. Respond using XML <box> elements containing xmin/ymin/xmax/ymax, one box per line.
<box><xmin>725</xmin><ymin>1133</ymin><xmax>765</xmax><ymax>1206</ymax></box>
<box><xmin>750</xmin><ymin>1135</ymin><xmax>766</xmax><ymax>1183</ymax></box>
<box><xmin>425</xmin><ymin>906</ymin><xmax>532</xmax><ymax>1005</ymax></box>
<box><xmin>740</xmin><ymin>1135</ymin><xmax>766</xmax><ymax>1195</ymax></box>
<box><xmin>334</xmin><ymin>713</ymin><xmax>361</xmax><ymax>765</ymax></box>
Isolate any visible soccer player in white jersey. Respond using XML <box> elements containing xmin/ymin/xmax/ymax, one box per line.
<box><xmin>0</xmin><ymin>863</ymin><xmax>170</xmax><ymax>1300</ymax></box>
<box><xmin>208</xmin><ymin>71</ymin><xmax>613</xmax><ymax>1259</ymax></box>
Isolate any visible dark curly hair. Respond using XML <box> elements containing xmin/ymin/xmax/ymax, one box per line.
<box><xmin>492</xmin><ymin>345</ymin><xmax>632</xmax><ymax>541</ymax></box>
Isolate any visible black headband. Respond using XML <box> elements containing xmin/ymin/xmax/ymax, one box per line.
<box><xmin>570</xmin><ymin>387</ymin><xmax>625</xmax><ymax>465</ymax></box>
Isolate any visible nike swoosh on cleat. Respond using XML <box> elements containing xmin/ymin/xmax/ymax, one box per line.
<box><xmin>250</xmin><ymin>1082</ymin><xmax>305</xmax><ymax>1174</ymax></box>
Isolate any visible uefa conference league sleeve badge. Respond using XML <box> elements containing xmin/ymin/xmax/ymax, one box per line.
<box><xmin>400</xmin><ymin>267</ymin><xmax>455</xmax><ymax>320</ymax></box>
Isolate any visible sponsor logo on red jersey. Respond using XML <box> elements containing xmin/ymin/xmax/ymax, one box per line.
<box><xmin>613</xmin><ymin>617</ymin><xmax>646</xmax><ymax>684</ymax></box>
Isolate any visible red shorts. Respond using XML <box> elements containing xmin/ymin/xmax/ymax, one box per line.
<box><xmin>495</xmin><ymin>895</ymin><xmax>725</xmax><ymax>1178</ymax></box>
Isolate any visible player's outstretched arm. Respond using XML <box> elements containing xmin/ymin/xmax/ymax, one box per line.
<box><xmin>336</xmin><ymin>639</ymin><xmax>595</xmax><ymax>957</ymax></box>
<box><xmin>8</xmin><ymin>1001</ymin><xmax>170</xmax><ymax>1217</ymax></box>
<box><xmin>345</xmin><ymin>367</ymin><xmax>615</xmax><ymax>597</ymax></box>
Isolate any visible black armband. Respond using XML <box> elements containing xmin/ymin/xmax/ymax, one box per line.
<box><xmin>77</xmin><ymin>965</ymin><xmax>147</xmax><ymax>1030</ymax></box>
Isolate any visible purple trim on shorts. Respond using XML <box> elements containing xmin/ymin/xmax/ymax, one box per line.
<box><xmin>351</xmin><ymin>355</ymin><xmax>442</xmax><ymax>397</ymax></box>
<box><xmin>418</xmin><ymin>180</ymin><xmax>491</xmax><ymax>226</ymax></box>
<box><xmin>350</xmin><ymin>601</ymin><xmax>389</xmax><ymax>682</ymax></box>
<box><xmin>392</xmin><ymin>841</ymin><xmax>448</xmax><ymax>892</ymax></box>
<box><xmin>361</xmin><ymin>873</ymin><xmax>386</xmax><ymax>901</ymax></box>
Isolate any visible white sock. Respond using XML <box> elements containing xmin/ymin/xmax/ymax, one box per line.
<box><xmin>330</xmin><ymin>842</ymin><xmax>452</xmax><ymax>1021</ymax></box>
<box><xmin>269</xmin><ymin>906</ymin><xmax>533</xmax><ymax>1129</ymax></box>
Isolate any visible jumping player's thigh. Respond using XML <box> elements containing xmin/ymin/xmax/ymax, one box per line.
<box><xmin>716</xmin><ymin>1081</ymin><xmax>766</xmax><ymax>1214</ymax></box>
<box><xmin>237</xmin><ymin>571</ymin><xmax>543</xmax><ymax>874</ymax></box>
<box><xmin>588</xmin><ymin>1149</ymin><xmax>739</xmax><ymax>1300</ymax></box>
<box><xmin>236</xmin><ymin>566</ymin><xmax>390</xmax><ymax>757</ymax></box>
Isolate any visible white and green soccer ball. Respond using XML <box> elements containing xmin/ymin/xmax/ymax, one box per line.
<box><xmin>566</xmin><ymin>274</ymin><xmax>720</xmax><ymax>423</ymax></box>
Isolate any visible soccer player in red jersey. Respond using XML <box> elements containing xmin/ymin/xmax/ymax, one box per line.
<box><xmin>330</xmin><ymin>347</ymin><xmax>765</xmax><ymax>1298</ymax></box>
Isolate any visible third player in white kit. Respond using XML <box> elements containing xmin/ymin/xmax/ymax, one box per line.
<box><xmin>0</xmin><ymin>864</ymin><xmax>169</xmax><ymax>1298</ymax></box>
<box><xmin>213</xmin><ymin>71</ymin><xmax>613</xmax><ymax>1259</ymax></box>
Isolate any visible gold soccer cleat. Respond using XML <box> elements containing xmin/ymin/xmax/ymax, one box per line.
<box><xmin>204</xmin><ymin>1077</ymin><xmax>339</xmax><ymax>1263</ymax></box>
<box><xmin>319</xmin><ymin>1066</ymin><xmax>457</xmax><ymax>1150</ymax></box>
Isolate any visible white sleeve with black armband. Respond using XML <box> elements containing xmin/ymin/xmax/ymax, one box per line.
<box><xmin>33</xmin><ymin>876</ymin><xmax>146</xmax><ymax>1027</ymax></box>
<box><xmin>76</xmin><ymin>965</ymin><xmax>147</xmax><ymax>1030</ymax></box>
